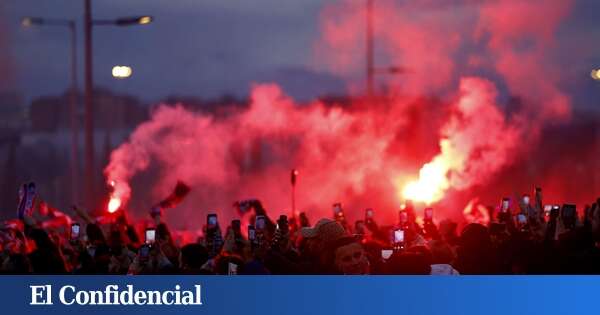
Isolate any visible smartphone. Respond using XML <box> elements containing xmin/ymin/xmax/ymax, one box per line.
<box><xmin>561</xmin><ymin>204</ymin><xmax>577</xmax><ymax>228</ymax></box>
<box><xmin>366</xmin><ymin>208</ymin><xmax>374</xmax><ymax>218</ymax></box>
<box><xmin>145</xmin><ymin>228</ymin><xmax>156</xmax><ymax>245</ymax></box>
<box><xmin>87</xmin><ymin>245</ymin><xmax>96</xmax><ymax>257</ymax></box>
<box><xmin>522</xmin><ymin>195</ymin><xmax>530</xmax><ymax>205</ymax></box>
<box><xmin>381</xmin><ymin>249</ymin><xmax>393</xmax><ymax>260</ymax></box>
<box><xmin>228</xmin><ymin>262</ymin><xmax>238</xmax><ymax>275</ymax></box>
<box><xmin>394</xmin><ymin>229</ymin><xmax>404</xmax><ymax>243</ymax></box>
<box><xmin>517</xmin><ymin>214</ymin><xmax>527</xmax><ymax>224</ymax></box>
<box><xmin>70</xmin><ymin>223</ymin><xmax>80</xmax><ymax>240</ymax></box>
<box><xmin>550</xmin><ymin>205</ymin><xmax>560</xmax><ymax>220</ymax></box>
<box><xmin>255</xmin><ymin>215</ymin><xmax>266</xmax><ymax>230</ymax></box>
<box><xmin>399</xmin><ymin>210</ymin><xmax>408</xmax><ymax>224</ymax></box>
<box><xmin>139</xmin><ymin>244</ymin><xmax>150</xmax><ymax>261</ymax></box>
<box><xmin>207</xmin><ymin>214</ymin><xmax>218</xmax><ymax>229</ymax></box>
<box><xmin>248</xmin><ymin>225</ymin><xmax>256</xmax><ymax>241</ymax></box>
<box><xmin>424</xmin><ymin>208</ymin><xmax>433</xmax><ymax>221</ymax></box>
<box><xmin>501</xmin><ymin>198</ymin><xmax>510</xmax><ymax>212</ymax></box>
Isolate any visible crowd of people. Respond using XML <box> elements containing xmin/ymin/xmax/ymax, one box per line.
<box><xmin>1</xmin><ymin>187</ymin><xmax>600</xmax><ymax>275</ymax></box>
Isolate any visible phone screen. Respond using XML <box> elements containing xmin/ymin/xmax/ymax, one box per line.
<box><xmin>145</xmin><ymin>229</ymin><xmax>156</xmax><ymax>244</ymax></box>
<box><xmin>207</xmin><ymin>214</ymin><xmax>218</xmax><ymax>228</ymax></box>
<box><xmin>523</xmin><ymin>195</ymin><xmax>530</xmax><ymax>205</ymax></box>
<box><xmin>381</xmin><ymin>249</ymin><xmax>393</xmax><ymax>260</ymax></box>
<box><xmin>255</xmin><ymin>216</ymin><xmax>266</xmax><ymax>230</ymax></box>
<box><xmin>87</xmin><ymin>245</ymin><xmax>96</xmax><ymax>257</ymax></box>
<box><xmin>502</xmin><ymin>198</ymin><xmax>510</xmax><ymax>211</ymax></box>
<box><xmin>228</xmin><ymin>262</ymin><xmax>238</xmax><ymax>275</ymax></box>
<box><xmin>394</xmin><ymin>229</ymin><xmax>404</xmax><ymax>243</ymax></box>
<box><xmin>517</xmin><ymin>214</ymin><xmax>527</xmax><ymax>224</ymax></box>
<box><xmin>71</xmin><ymin>224</ymin><xmax>80</xmax><ymax>240</ymax></box>
<box><xmin>544</xmin><ymin>205</ymin><xmax>552</xmax><ymax>212</ymax></box>
<box><xmin>248</xmin><ymin>227</ymin><xmax>256</xmax><ymax>240</ymax></box>
<box><xmin>139</xmin><ymin>245</ymin><xmax>150</xmax><ymax>260</ymax></box>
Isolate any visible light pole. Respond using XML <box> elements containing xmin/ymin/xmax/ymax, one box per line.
<box><xmin>83</xmin><ymin>0</ymin><xmax>152</xmax><ymax>208</ymax></box>
<box><xmin>22</xmin><ymin>17</ymin><xmax>80</xmax><ymax>204</ymax></box>
<box><xmin>365</xmin><ymin>0</ymin><xmax>409</xmax><ymax>98</ymax></box>
<box><xmin>291</xmin><ymin>169</ymin><xmax>298</xmax><ymax>219</ymax></box>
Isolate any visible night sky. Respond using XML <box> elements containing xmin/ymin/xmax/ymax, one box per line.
<box><xmin>2</xmin><ymin>0</ymin><xmax>600</xmax><ymax>106</ymax></box>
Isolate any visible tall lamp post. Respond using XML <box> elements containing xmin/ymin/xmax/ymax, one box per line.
<box><xmin>365</xmin><ymin>0</ymin><xmax>408</xmax><ymax>98</ymax></box>
<box><xmin>83</xmin><ymin>0</ymin><xmax>152</xmax><ymax>208</ymax></box>
<box><xmin>22</xmin><ymin>17</ymin><xmax>80</xmax><ymax>204</ymax></box>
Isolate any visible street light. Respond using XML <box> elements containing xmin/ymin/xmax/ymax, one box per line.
<box><xmin>83</xmin><ymin>0</ymin><xmax>153</xmax><ymax>209</ymax></box>
<box><xmin>21</xmin><ymin>16</ymin><xmax>80</xmax><ymax>204</ymax></box>
<box><xmin>591</xmin><ymin>69</ymin><xmax>600</xmax><ymax>81</ymax></box>
<box><xmin>112</xmin><ymin>65</ymin><xmax>133</xmax><ymax>79</ymax></box>
<box><xmin>93</xmin><ymin>15</ymin><xmax>154</xmax><ymax>26</ymax></box>
<box><xmin>365</xmin><ymin>0</ymin><xmax>408</xmax><ymax>98</ymax></box>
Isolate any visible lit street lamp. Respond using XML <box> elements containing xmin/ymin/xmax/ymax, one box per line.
<box><xmin>365</xmin><ymin>0</ymin><xmax>408</xmax><ymax>98</ymax></box>
<box><xmin>83</xmin><ymin>0</ymin><xmax>153</xmax><ymax>209</ymax></box>
<box><xmin>591</xmin><ymin>69</ymin><xmax>600</xmax><ymax>81</ymax></box>
<box><xmin>21</xmin><ymin>16</ymin><xmax>80</xmax><ymax>204</ymax></box>
<box><xmin>112</xmin><ymin>65</ymin><xmax>133</xmax><ymax>79</ymax></box>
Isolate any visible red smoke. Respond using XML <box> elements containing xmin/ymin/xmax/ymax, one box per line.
<box><xmin>106</xmin><ymin>0</ymin><xmax>583</xmax><ymax>227</ymax></box>
<box><xmin>106</xmin><ymin>85</ymin><xmax>419</xmax><ymax>226</ymax></box>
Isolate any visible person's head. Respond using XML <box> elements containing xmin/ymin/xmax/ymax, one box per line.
<box><xmin>300</xmin><ymin>218</ymin><xmax>347</xmax><ymax>259</ymax></box>
<box><xmin>325</xmin><ymin>236</ymin><xmax>370</xmax><ymax>275</ymax></box>
<box><xmin>455</xmin><ymin>223</ymin><xmax>498</xmax><ymax>274</ymax></box>
<box><xmin>1</xmin><ymin>253</ymin><xmax>31</xmax><ymax>274</ymax></box>
<box><xmin>439</xmin><ymin>219</ymin><xmax>459</xmax><ymax>245</ymax></box>
<box><xmin>180</xmin><ymin>243</ymin><xmax>209</xmax><ymax>272</ymax></box>
<box><xmin>429</xmin><ymin>240</ymin><xmax>455</xmax><ymax>265</ymax></box>
<box><xmin>27</xmin><ymin>228</ymin><xmax>56</xmax><ymax>252</ymax></box>
<box><xmin>591</xmin><ymin>201</ymin><xmax>600</xmax><ymax>242</ymax></box>
<box><xmin>459</xmin><ymin>223</ymin><xmax>491</xmax><ymax>250</ymax></box>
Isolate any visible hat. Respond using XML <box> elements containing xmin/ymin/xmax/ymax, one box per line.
<box><xmin>300</xmin><ymin>218</ymin><xmax>346</xmax><ymax>242</ymax></box>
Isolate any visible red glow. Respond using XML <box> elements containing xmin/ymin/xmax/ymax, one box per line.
<box><xmin>102</xmin><ymin>0</ymin><xmax>584</xmax><ymax>226</ymax></box>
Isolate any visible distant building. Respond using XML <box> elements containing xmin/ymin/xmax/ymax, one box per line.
<box><xmin>0</xmin><ymin>91</ymin><xmax>25</xmax><ymax>130</ymax></box>
<box><xmin>29</xmin><ymin>88</ymin><xmax>149</xmax><ymax>133</ymax></box>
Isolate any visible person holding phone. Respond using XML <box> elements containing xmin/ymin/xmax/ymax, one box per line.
<box><xmin>205</xmin><ymin>213</ymin><xmax>223</xmax><ymax>258</ymax></box>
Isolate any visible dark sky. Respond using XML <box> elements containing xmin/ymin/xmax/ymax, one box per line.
<box><xmin>2</xmin><ymin>0</ymin><xmax>600</xmax><ymax>106</ymax></box>
<box><xmin>3</xmin><ymin>0</ymin><xmax>346</xmax><ymax>104</ymax></box>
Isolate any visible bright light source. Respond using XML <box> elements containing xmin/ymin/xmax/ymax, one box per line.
<box><xmin>592</xmin><ymin>69</ymin><xmax>600</xmax><ymax>81</ymax></box>
<box><xmin>107</xmin><ymin>196</ymin><xmax>122</xmax><ymax>213</ymax></box>
<box><xmin>138</xmin><ymin>16</ymin><xmax>152</xmax><ymax>25</ymax></box>
<box><xmin>112</xmin><ymin>65</ymin><xmax>132</xmax><ymax>79</ymax></box>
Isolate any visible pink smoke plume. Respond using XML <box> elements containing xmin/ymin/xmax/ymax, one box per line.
<box><xmin>401</xmin><ymin>77</ymin><xmax>521</xmax><ymax>204</ymax></box>
<box><xmin>105</xmin><ymin>84</ymin><xmax>419</xmax><ymax>225</ymax></box>
<box><xmin>318</xmin><ymin>0</ymin><xmax>573</xmax><ymax>205</ymax></box>
<box><xmin>106</xmin><ymin>0</ymin><xmax>578</xmax><ymax>227</ymax></box>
